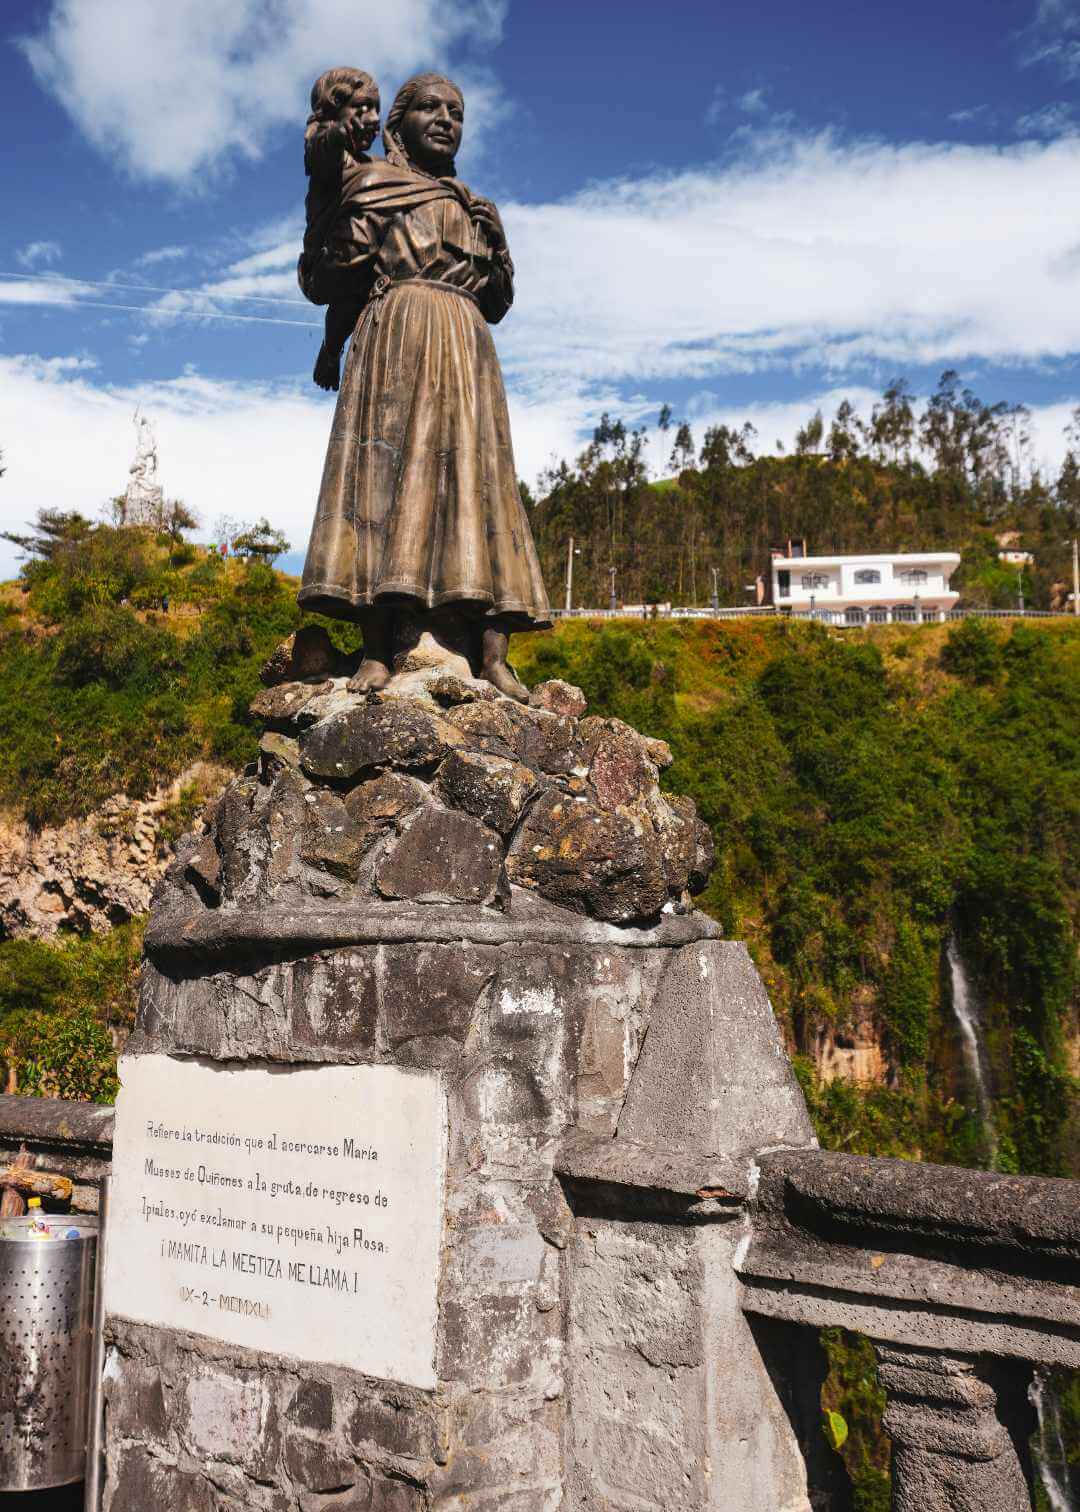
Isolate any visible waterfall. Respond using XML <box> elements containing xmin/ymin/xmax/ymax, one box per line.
<box><xmin>945</xmin><ymin>932</ymin><xmax>997</xmax><ymax>1163</ymax></box>
<box><xmin>1032</xmin><ymin>1371</ymin><xmax>1076</xmax><ymax>1512</ymax></box>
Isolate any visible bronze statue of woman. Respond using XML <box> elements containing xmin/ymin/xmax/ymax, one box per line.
<box><xmin>297</xmin><ymin>72</ymin><xmax>551</xmax><ymax>700</ymax></box>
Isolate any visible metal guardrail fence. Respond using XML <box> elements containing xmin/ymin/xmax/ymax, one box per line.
<box><xmin>552</xmin><ymin>605</ymin><xmax>1071</xmax><ymax>624</ymax></box>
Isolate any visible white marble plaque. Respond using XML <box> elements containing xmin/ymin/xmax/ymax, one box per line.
<box><xmin>104</xmin><ymin>1055</ymin><xmax>447</xmax><ymax>1388</ymax></box>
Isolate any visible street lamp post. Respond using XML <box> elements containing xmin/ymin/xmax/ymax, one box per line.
<box><xmin>809</xmin><ymin>593</ymin><xmax>816</xmax><ymax>621</ymax></box>
<box><xmin>1017</xmin><ymin>569</ymin><xmax>1025</xmax><ymax>614</ymax></box>
<box><xmin>609</xmin><ymin>565</ymin><xmax>618</xmax><ymax>613</ymax></box>
<box><xmin>711</xmin><ymin>567</ymin><xmax>719</xmax><ymax>614</ymax></box>
<box><xmin>565</xmin><ymin>536</ymin><xmax>581</xmax><ymax>614</ymax></box>
<box><xmin>914</xmin><ymin>592</ymin><xmax>921</xmax><ymax>623</ymax></box>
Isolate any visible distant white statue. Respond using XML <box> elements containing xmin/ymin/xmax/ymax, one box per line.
<box><xmin>124</xmin><ymin>408</ymin><xmax>165</xmax><ymax>526</ymax></box>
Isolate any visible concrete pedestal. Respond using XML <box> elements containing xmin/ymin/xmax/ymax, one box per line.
<box><xmin>102</xmin><ymin>675</ymin><xmax>817</xmax><ymax>1510</ymax></box>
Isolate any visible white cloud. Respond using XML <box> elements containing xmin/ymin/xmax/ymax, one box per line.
<box><xmin>1</xmin><ymin>355</ymin><xmax>1077</xmax><ymax>586</ymax></box>
<box><xmin>119</xmin><ymin>126</ymin><xmax>1080</xmax><ymax>391</ymax></box>
<box><xmin>493</xmin><ymin>129</ymin><xmax>1080</xmax><ymax>386</ymax></box>
<box><xmin>0</xmin><ymin>356</ymin><xmax>326</xmax><ymax>577</ymax></box>
<box><xmin>8</xmin><ymin>123</ymin><xmax>1080</xmax><ymax>400</ymax></box>
<box><xmin>0</xmin><ymin>351</ymin><xmax>592</xmax><ymax>579</ymax></box>
<box><xmin>0</xmin><ymin>278</ymin><xmax>89</xmax><ymax>306</ymax></box>
<box><xmin>19</xmin><ymin>0</ymin><xmax>508</xmax><ymax>185</ymax></box>
<box><xmin>15</xmin><ymin>240</ymin><xmax>62</xmax><ymax>268</ymax></box>
<box><xmin>134</xmin><ymin>245</ymin><xmax>191</xmax><ymax>267</ymax></box>
<box><xmin>225</xmin><ymin>238</ymin><xmax>302</xmax><ymax>280</ymax></box>
<box><xmin>0</xmin><ymin>347</ymin><xmax>668</xmax><ymax>584</ymax></box>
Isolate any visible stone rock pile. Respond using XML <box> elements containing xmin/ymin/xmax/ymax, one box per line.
<box><xmin>171</xmin><ymin>629</ymin><xmax>715</xmax><ymax>928</ymax></box>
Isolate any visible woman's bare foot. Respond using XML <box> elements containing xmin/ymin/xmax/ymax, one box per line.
<box><xmin>346</xmin><ymin>608</ymin><xmax>393</xmax><ymax>693</ymax></box>
<box><xmin>347</xmin><ymin>656</ymin><xmax>392</xmax><ymax>693</ymax></box>
<box><xmin>481</xmin><ymin>626</ymin><xmax>529</xmax><ymax>702</ymax></box>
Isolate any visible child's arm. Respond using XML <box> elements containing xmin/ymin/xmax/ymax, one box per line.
<box><xmin>305</xmin><ymin>118</ymin><xmax>350</xmax><ymax>179</ymax></box>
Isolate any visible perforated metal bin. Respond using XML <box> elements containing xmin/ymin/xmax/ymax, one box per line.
<box><xmin>0</xmin><ymin>1217</ymin><xmax>98</xmax><ymax>1491</ymax></box>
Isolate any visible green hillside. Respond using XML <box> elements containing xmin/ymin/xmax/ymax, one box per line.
<box><xmin>0</xmin><ymin>530</ymin><xmax>1075</xmax><ymax>1180</ymax></box>
<box><xmin>0</xmin><ymin>497</ymin><xmax>1077</xmax><ymax>1509</ymax></box>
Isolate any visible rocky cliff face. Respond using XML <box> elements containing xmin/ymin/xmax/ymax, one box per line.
<box><xmin>0</xmin><ymin>763</ymin><xmax>229</xmax><ymax>939</ymax></box>
<box><xmin>812</xmin><ymin>1003</ymin><xmax>889</xmax><ymax>1086</ymax></box>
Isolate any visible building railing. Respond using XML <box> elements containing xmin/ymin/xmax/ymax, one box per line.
<box><xmin>739</xmin><ymin>1149</ymin><xmax>1080</xmax><ymax>1509</ymax></box>
<box><xmin>552</xmin><ymin>605</ymin><xmax>1069</xmax><ymax>624</ymax></box>
<box><xmin>0</xmin><ymin>1093</ymin><xmax>113</xmax><ymax>1213</ymax></box>
<box><xmin>4</xmin><ymin>1094</ymin><xmax>1077</xmax><ymax>1507</ymax></box>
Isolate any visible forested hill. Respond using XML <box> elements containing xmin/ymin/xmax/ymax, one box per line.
<box><xmin>526</xmin><ymin>373</ymin><xmax>1080</xmax><ymax>611</ymax></box>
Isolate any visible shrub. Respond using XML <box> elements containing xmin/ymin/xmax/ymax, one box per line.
<box><xmin>940</xmin><ymin>618</ymin><xmax>1003</xmax><ymax>684</ymax></box>
<box><xmin>881</xmin><ymin>918</ymin><xmax>935</xmax><ymax>1066</ymax></box>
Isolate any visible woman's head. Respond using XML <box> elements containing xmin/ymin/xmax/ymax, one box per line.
<box><xmin>384</xmin><ymin>73</ymin><xmax>464</xmax><ymax>176</ymax></box>
<box><xmin>307</xmin><ymin>68</ymin><xmax>380</xmax><ymax>155</ymax></box>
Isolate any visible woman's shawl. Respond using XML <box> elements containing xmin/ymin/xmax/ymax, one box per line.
<box><xmin>299</xmin><ymin>158</ymin><xmax>474</xmax><ymax>304</ymax></box>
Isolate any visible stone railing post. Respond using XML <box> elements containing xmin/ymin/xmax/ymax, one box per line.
<box><xmin>874</xmin><ymin>1345</ymin><xmax>1035</xmax><ymax>1512</ymax></box>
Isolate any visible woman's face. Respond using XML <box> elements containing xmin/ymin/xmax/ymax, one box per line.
<box><xmin>399</xmin><ymin>81</ymin><xmax>463</xmax><ymax>173</ymax></box>
<box><xmin>340</xmin><ymin>83</ymin><xmax>380</xmax><ymax>153</ymax></box>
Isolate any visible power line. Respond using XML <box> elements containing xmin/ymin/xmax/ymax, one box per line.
<box><xmin>0</xmin><ymin>267</ymin><xmax>309</xmax><ymax>308</ymax></box>
<box><xmin>0</xmin><ymin>291</ymin><xmax>320</xmax><ymax>330</ymax></box>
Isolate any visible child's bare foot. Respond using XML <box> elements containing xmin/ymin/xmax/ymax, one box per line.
<box><xmin>313</xmin><ymin>343</ymin><xmax>341</xmax><ymax>391</ymax></box>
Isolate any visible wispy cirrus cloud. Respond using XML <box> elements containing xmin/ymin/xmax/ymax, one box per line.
<box><xmin>18</xmin><ymin>0</ymin><xmax>509</xmax><ymax>185</ymax></box>
<box><xmin>947</xmin><ymin>104</ymin><xmax>996</xmax><ymax>127</ymax></box>
<box><xmin>1015</xmin><ymin>100</ymin><xmax>1078</xmax><ymax>136</ymax></box>
<box><xmin>15</xmin><ymin>240</ymin><xmax>62</xmax><ymax>269</ymax></box>
<box><xmin>1019</xmin><ymin>0</ymin><xmax>1080</xmax><ymax>77</ymax></box>
<box><xmin>134</xmin><ymin>245</ymin><xmax>191</xmax><ymax>267</ymax></box>
<box><xmin>706</xmin><ymin>82</ymin><xmax>787</xmax><ymax>130</ymax></box>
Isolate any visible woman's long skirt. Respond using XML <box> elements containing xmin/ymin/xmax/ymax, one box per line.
<box><xmin>298</xmin><ymin>281</ymin><xmax>552</xmax><ymax>628</ymax></box>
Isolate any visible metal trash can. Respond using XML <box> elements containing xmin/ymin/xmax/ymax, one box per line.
<box><xmin>0</xmin><ymin>1216</ymin><xmax>98</xmax><ymax>1491</ymax></box>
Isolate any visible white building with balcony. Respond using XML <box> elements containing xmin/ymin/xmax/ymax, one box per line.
<box><xmin>769</xmin><ymin>545</ymin><xmax>961</xmax><ymax>624</ymax></box>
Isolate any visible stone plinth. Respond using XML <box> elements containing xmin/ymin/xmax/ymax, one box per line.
<box><xmin>102</xmin><ymin>668</ymin><xmax>816</xmax><ymax>1511</ymax></box>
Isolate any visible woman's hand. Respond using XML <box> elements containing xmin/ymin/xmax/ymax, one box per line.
<box><xmin>470</xmin><ymin>197</ymin><xmax>507</xmax><ymax>253</ymax></box>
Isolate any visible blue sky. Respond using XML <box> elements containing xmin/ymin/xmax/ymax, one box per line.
<box><xmin>2</xmin><ymin>0</ymin><xmax>1080</xmax><ymax>576</ymax></box>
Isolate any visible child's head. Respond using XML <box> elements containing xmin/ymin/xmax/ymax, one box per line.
<box><xmin>307</xmin><ymin>68</ymin><xmax>380</xmax><ymax>155</ymax></box>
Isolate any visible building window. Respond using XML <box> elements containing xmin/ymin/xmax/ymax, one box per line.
<box><xmin>853</xmin><ymin>569</ymin><xmax>881</xmax><ymax>584</ymax></box>
<box><xmin>845</xmin><ymin>606</ymin><xmax>866</xmax><ymax>625</ymax></box>
<box><xmin>868</xmin><ymin>606</ymin><xmax>889</xmax><ymax>623</ymax></box>
<box><xmin>801</xmin><ymin>573</ymin><xmax>829</xmax><ymax>590</ymax></box>
<box><xmin>897</xmin><ymin>568</ymin><xmax>928</xmax><ymax>585</ymax></box>
<box><xmin>894</xmin><ymin>604</ymin><xmax>917</xmax><ymax>622</ymax></box>
<box><xmin>777</xmin><ymin>570</ymin><xmax>790</xmax><ymax>595</ymax></box>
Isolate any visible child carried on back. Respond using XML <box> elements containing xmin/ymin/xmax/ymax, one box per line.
<box><xmin>298</xmin><ymin>68</ymin><xmax>381</xmax><ymax>391</ymax></box>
